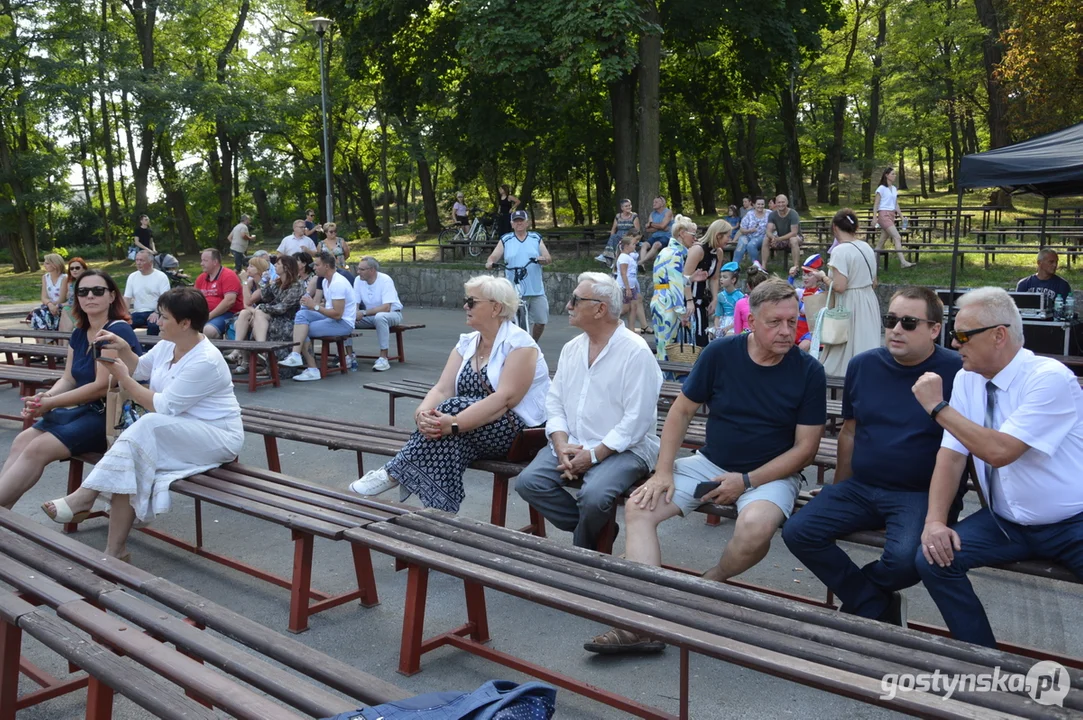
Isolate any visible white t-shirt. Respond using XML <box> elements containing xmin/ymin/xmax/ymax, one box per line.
<box><xmin>353</xmin><ymin>272</ymin><xmax>403</xmax><ymax>313</ymax></box>
<box><xmin>124</xmin><ymin>269</ymin><xmax>171</xmax><ymax>313</ymax></box>
<box><xmin>277</xmin><ymin>234</ymin><xmax>317</xmax><ymax>256</ymax></box>
<box><xmin>616</xmin><ymin>252</ymin><xmax>638</xmax><ymax>290</ymax></box>
<box><xmin>875</xmin><ymin>184</ymin><xmax>898</xmax><ymax>212</ymax></box>
<box><xmin>134</xmin><ymin>337</ymin><xmax>241</xmax><ymax>423</ymax></box>
<box><xmin>321</xmin><ymin>271</ymin><xmax>357</xmax><ymax>326</ymax></box>
<box><xmin>229</xmin><ymin>223</ymin><xmax>250</xmax><ymax>253</ymax></box>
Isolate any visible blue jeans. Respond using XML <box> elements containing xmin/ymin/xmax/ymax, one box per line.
<box><xmin>733</xmin><ymin>234</ymin><xmax>763</xmax><ymax>265</ymax></box>
<box><xmin>782</xmin><ymin>479</ymin><xmax>961</xmax><ymax>620</ymax></box>
<box><xmin>130</xmin><ymin>310</ymin><xmax>160</xmax><ymax>336</ymax></box>
<box><xmin>915</xmin><ymin>508</ymin><xmax>1083</xmax><ymax>647</ymax></box>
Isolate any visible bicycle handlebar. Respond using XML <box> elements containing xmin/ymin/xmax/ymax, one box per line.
<box><xmin>491</xmin><ymin>258</ymin><xmax>539</xmax><ymax>284</ymax></box>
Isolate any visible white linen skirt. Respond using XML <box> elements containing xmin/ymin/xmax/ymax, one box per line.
<box><xmin>82</xmin><ymin>412</ymin><xmax>244</xmax><ymax>522</ymax></box>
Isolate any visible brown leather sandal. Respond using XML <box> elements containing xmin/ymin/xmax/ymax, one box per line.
<box><xmin>583</xmin><ymin>627</ymin><xmax>666</xmax><ymax>655</ymax></box>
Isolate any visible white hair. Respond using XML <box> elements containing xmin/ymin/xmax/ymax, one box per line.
<box><xmin>465</xmin><ymin>275</ymin><xmax>519</xmax><ymax>321</ymax></box>
<box><xmin>956</xmin><ymin>286</ymin><xmax>1024</xmax><ymax>345</ymax></box>
<box><xmin>670</xmin><ymin>214</ymin><xmax>697</xmax><ymax>238</ymax></box>
<box><xmin>577</xmin><ymin>271</ymin><xmax>622</xmax><ymax>320</ymax></box>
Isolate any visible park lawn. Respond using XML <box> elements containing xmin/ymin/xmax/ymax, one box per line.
<box><xmin>0</xmin><ymin>258</ymin><xmax>204</xmax><ymax>304</ymax></box>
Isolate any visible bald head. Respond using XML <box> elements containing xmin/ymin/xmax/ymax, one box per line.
<box><xmin>775</xmin><ymin>195</ymin><xmax>789</xmax><ymax>211</ymax></box>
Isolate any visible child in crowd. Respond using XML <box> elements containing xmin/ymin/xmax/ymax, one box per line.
<box><xmin>732</xmin><ymin>266</ymin><xmax>770</xmax><ymax>334</ymax></box>
<box><xmin>790</xmin><ymin>254</ymin><xmax>826</xmax><ymax>352</ymax></box>
<box><xmin>712</xmin><ymin>261</ymin><xmax>744</xmax><ymax>338</ymax></box>
<box><xmin>616</xmin><ymin>231</ymin><xmax>649</xmax><ymax>333</ymax></box>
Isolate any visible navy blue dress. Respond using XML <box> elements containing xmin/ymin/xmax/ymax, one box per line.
<box><xmin>34</xmin><ymin>320</ymin><xmax>144</xmax><ymax>454</ymax></box>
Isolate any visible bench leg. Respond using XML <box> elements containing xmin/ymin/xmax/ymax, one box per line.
<box><xmin>319</xmin><ymin>340</ymin><xmax>330</xmax><ymax>378</ymax></box>
<box><xmin>351</xmin><ymin>545</ymin><xmax>380</xmax><ymax>608</ymax></box>
<box><xmin>490</xmin><ymin>474</ymin><xmax>509</xmax><ymax>527</ymax></box>
<box><xmin>398</xmin><ymin>564</ymin><xmax>429</xmax><ymax>676</ymax></box>
<box><xmin>595</xmin><ymin>512</ymin><xmax>618</xmax><ymax>555</ymax></box>
<box><xmin>355</xmin><ymin>450</ymin><xmax>364</xmax><ymax>478</ymax></box>
<box><xmin>336</xmin><ymin>339</ymin><xmax>348</xmax><ymax>376</ymax></box>
<box><xmin>463</xmin><ymin>581</ymin><xmax>490</xmax><ymax>644</ymax></box>
<box><xmin>263</xmin><ymin>436</ymin><xmax>281</xmax><ymax>474</ymax></box>
<box><xmin>268</xmin><ymin>354</ymin><xmax>281</xmax><ymax>388</ymax></box>
<box><xmin>194</xmin><ymin>499</ymin><xmax>203</xmax><ymax>549</ymax></box>
<box><xmin>288</xmin><ymin>530</ymin><xmax>315</xmax><ymax>634</ymax></box>
<box><xmin>0</xmin><ymin>621</ymin><xmax>20</xmax><ymax>720</ymax></box>
<box><xmin>65</xmin><ymin>459</ymin><xmax>86</xmax><ymax>534</ymax></box>
<box><xmin>528</xmin><ymin>507</ymin><xmax>547</xmax><ymax>538</ymax></box>
<box><xmin>679</xmin><ymin>647</ymin><xmax>690</xmax><ymax>720</ymax></box>
<box><xmin>395</xmin><ymin>330</ymin><xmax>406</xmax><ymax>363</ymax></box>
<box><xmin>247</xmin><ymin>350</ymin><xmax>258</xmax><ymax>393</ymax></box>
<box><xmin>704</xmin><ymin>515</ymin><xmax>721</xmax><ymax>527</ymax></box>
<box><xmin>85</xmin><ymin>676</ymin><xmax>115</xmax><ymax>720</ymax></box>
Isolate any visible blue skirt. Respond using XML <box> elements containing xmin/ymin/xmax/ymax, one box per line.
<box><xmin>34</xmin><ymin>402</ymin><xmax>108</xmax><ymax>455</ymax></box>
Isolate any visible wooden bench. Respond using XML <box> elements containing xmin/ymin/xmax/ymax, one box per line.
<box><xmin>354</xmin><ymin>323</ymin><xmax>426</xmax><ymax>364</ymax></box>
<box><xmin>66</xmin><ymin>453</ymin><xmax>406</xmax><ymax>633</ymax></box>
<box><xmin>0</xmin><ymin>341</ymin><xmax>67</xmax><ymax>369</ymax></box>
<box><xmin>0</xmin><ymin>507</ymin><xmax>412</xmax><ymax>717</ymax></box>
<box><xmin>346</xmin><ymin>508</ymin><xmax>1078</xmax><ymax>720</ymax></box>
<box><xmin>0</xmin><ymin>365</ymin><xmax>64</xmax><ymax>427</ymax></box>
<box><xmin>398</xmin><ymin>241</ymin><xmax>439</xmax><ymax>262</ymax></box>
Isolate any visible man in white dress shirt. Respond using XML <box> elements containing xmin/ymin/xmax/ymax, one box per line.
<box><xmin>353</xmin><ymin>256</ymin><xmax>403</xmax><ymax>372</ymax></box>
<box><xmin>515</xmin><ymin>272</ymin><xmax>662</xmax><ymax>551</ymax></box>
<box><xmin>277</xmin><ymin>219</ymin><xmax>318</xmax><ymax>257</ymax></box>
<box><xmin>913</xmin><ymin>286</ymin><xmax>1083</xmax><ymax>647</ymax></box>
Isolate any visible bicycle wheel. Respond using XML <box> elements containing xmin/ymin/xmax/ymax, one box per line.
<box><xmin>438</xmin><ymin>228</ymin><xmax>456</xmax><ymax>245</ymax></box>
<box><xmin>468</xmin><ymin>228</ymin><xmax>483</xmax><ymax>257</ymax></box>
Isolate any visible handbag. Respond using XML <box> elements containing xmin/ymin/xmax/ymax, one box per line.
<box><xmin>320</xmin><ymin>680</ymin><xmax>557</xmax><ymax>720</ymax></box>
<box><xmin>105</xmin><ymin>376</ymin><xmax>146</xmax><ymax>448</ymax></box>
<box><xmin>665</xmin><ymin>315</ymin><xmax>700</xmax><ymax>364</ymax></box>
<box><xmin>815</xmin><ymin>285</ymin><xmax>851</xmax><ymax>348</ymax></box>
<box><xmin>127</xmin><ymin>245</ymin><xmax>139</xmax><ymax>261</ymax></box>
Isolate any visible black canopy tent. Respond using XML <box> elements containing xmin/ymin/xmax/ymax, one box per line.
<box><xmin>947</xmin><ymin>121</ymin><xmax>1083</xmax><ymax>308</ymax></box>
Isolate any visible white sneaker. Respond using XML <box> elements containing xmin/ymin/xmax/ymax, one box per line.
<box><xmin>280</xmin><ymin>352</ymin><xmax>304</xmax><ymax>367</ymax></box>
<box><xmin>292</xmin><ymin>367</ymin><xmax>322</xmax><ymax>382</ymax></box>
<box><xmin>752</xmin><ymin>260</ymin><xmax>764</xmax><ymax>271</ymax></box>
<box><xmin>373</xmin><ymin>357</ymin><xmax>391</xmax><ymax>372</ymax></box>
<box><xmin>350</xmin><ymin>467</ymin><xmax>398</xmax><ymax>496</ymax></box>
<box><xmin>595</xmin><ymin>254</ymin><xmax>608</xmax><ymax>263</ymax></box>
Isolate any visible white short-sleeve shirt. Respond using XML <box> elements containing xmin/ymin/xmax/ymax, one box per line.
<box><xmin>276</xmin><ymin>235</ymin><xmax>317</xmax><ymax>256</ymax></box>
<box><xmin>321</xmin><ymin>271</ymin><xmax>357</xmax><ymax>326</ymax></box>
<box><xmin>124</xmin><ymin>269</ymin><xmax>172</xmax><ymax>313</ymax></box>
<box><xmin>454</xmin><ymin>321</ymin><xmax>550</xmax><ymax>426</ymax></box>
<box><xmin>353</xmin><ymin>272</ymin><xmax>403</xmax><ymax>313</ymax></box>
<box><xmin>875</xmin><ymin>184</ymin><xmax>898</xmax><ymax>212</ymax></box>
<box><xmin>941</xmin><ymin>348</ymin><xmax>1083</xmax><ymax>525</ymax></box>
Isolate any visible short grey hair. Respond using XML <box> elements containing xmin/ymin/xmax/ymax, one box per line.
<box><xmin>956</xmin><ymin>286</ymin><xmax>1024</xmax><ymax>345</ymax></box>
<box><xmin>136</xmin><ymin>250</ymin><xmax>152</xmax><ymax>261</ymax></box>
<box><xmin>241</xmin><ymin>213</ymin><xmax>251</xmax><ymax>222</ymax></box>
<box><xmin>359</xmin><ymin>255</ymin><xmax>379</xmax><ymax>272</ymax></box>
<box><xmin>1037</xmin><ymin>247</ymin><xmax>1058</xmax><ymax>263</ymax></box>
<box><xmin>577</xmin><ymin>271</ymin><xmax>622</xmax><ymax>320</ymax></box>
<box><xmin>749</xmin><ymin>278</ymin><xmax>800</xmax><ymax>316</ymax></box>
<box><xmin>465</xmin><ymin>275</ymin><xmax>519</xmax><ymax>321</ymax></box>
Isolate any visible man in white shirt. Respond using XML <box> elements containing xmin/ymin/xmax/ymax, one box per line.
<box><xmin>913</xmin><ymin>286</ymin><xmax>1083</xmax><ymax>648</ymax></box>
<box><xmin>229</xmin><ymin>214</ymin><xmax>256</xmax><ymax>271</ymax></box>
<box><xmin>515</xmin><ymin>272</ymin><xmax>662</xmax><ymax>550</ymax></box>
<box><xmin>281</xmin><ymin>251</ymin><xmax>357</xmax><ymax>382</ymax></box>
<box><xmin>353</xmin><ymin>256</ymin><xmax>403</xmax><ymax>372</ymax></box>
<box><xmin>277</xmin><ymin>219</ymin><xmax>317</xmax><ymax>257</ymax></box>
<box><xmin>124</xmin><ymin>250</ymin><xmax>171</xmax><ymax>336</ymax></box>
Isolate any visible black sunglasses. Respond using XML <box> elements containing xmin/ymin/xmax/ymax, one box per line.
<box><xmin>570</xmin><ymin>294</ymin><xmax>604</xmax><ymax>308</ymax></box>
<box><xmin>882</xmin><ymin>314</ymin><xmax>936</xmax><ymax>331</ymax></box>
<box><xmin>76</xmin><ymin>286</ymin><xmax>109</xmax><ymax>297</ymax></box>
<box><xmin>463</xmin><ymin>296</ymin><xmax>492</xmax><ymax>309</ymax></box>
<box><xmin>948</xmin><ymin>324</ymin><xmax>1007</xmax><ymax>345</ymax></box>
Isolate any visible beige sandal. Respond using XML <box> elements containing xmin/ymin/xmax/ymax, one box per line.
<box><xmin>583</xmin><ymin>627</ymin><xmax>665</xmax><ymax>655</ymax></box>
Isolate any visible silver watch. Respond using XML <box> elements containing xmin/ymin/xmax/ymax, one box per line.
<box><xmin>589</xmin><ymin>447</ymin><xmax>599</xmax><ymax>465</ymax></box>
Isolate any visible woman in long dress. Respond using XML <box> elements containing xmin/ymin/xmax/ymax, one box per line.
<box><xmin>42</xmin><ymin>287</ymin><xmax>243</xmax><ymax>561</ymax></box>
<box><xmin>350</xmin><ymin>275</ymin><xmax>550</xmax><ymax>512</ymax></box>
<box><xmin>811</xmin><ymin>208</ymin><xmax>882</xmax><ymax>378</ymax></box>
<box><xmin>649</xmin><ymin>215</ymin><xmax>699</xmax><ymax>359</ymax></box>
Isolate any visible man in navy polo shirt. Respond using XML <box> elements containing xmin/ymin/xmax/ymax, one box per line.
<box><xmin>783</xmin><ymin>286</ymin><xmax>963</xmax><ymax>626</ymax></box>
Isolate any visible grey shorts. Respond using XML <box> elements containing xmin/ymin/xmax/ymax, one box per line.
<box><xmin>671</xmin><ymin>452</ymin><xmax>803</xmax><ymax>518</ymax></box>
<box><xmin>523</xmin><ymin>295</ymin><xmax>549</xmax><ymax>325</ymax></box>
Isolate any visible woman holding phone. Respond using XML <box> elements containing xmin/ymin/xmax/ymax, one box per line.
<box><xmin>0</xmin><ymin>270</ymin><xmax>142</xmax><ymax>509</ymax></box>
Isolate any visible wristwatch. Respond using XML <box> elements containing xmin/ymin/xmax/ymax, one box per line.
<box><xmin>741</xmin><ymin>472</ymin><xmax>752</xmax><ymax>491</ymax></box>
<box><xmin>589</xmin><ymin>447</ymin><xmax>599</xmax><ymax>465</ymax></box>
<box><xmin>929</xmin><ymin>401</ymin><xmax>950</xmax><ymax>421</ymax></box>
<box><xmin>451</xmin><ymin>421</ymin><xmax>459</xmax><ymax>436</ymax></box>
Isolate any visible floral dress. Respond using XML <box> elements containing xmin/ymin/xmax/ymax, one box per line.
<box><xmin>255</xmin><ymin>279</ymin><xmax>304</xmax><ymax>360</ymax></box>
<box><xmin>386</xmin><ymin>359</ymin><xmax>526</xmax><ymax>512</ymax></box>
<box><xmin>318</xmin><ymin>239</ymin><xmax>348</xmax><ymax>269</ymax></box>
<box><xmin>649</xmin><ymin>238</ymin><xmax>689</xmax><ymax>359</ymax></box>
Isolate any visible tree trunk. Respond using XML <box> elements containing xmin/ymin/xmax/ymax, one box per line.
<box><xmin>917</xmin><ymin>146</ymin><xmax>927</xmax><ymax>197</ymax></box>
<box><xmin>157</xmin><ymin>134</ymin><xmax>198</xmax><ymax>255</ymax></box>
<box><xmin>665</xmin><ymin>149</ymin><xmax>682</xmax><ymax>214</ymax></box>
<box><xmin>944</xmin><ymin>141</ymin><xmax>954</xmax><ymax>191</ymax></box>
<box><xmin>250</xmin><ymin>179</ymin><xmax>275</xmax><ymax>236</ymax></box>
<box><xmin>593</xmin><ymin>156</ymin><xmax>612</xmax><ymax>226</ymax></box>
<box><xmin>549</xmin><ymin>174</ymin><xmax>559</xmax><ymax>227</ymax></box>
<box><xmin>609</xmin><ymin>72</ymin><xmax>637</xmax><ymax>214</ymax></box>
<box><xmin>636</xmin><ymin>2</ymin><xmax>661</xmax><ymax>224</ymax></box>
<box><xmin>75</xmin><ymin>114</ymin><xmax>93</xmax><ymax>209</ymax></box>
<box><xmin>685</xmin><ymin>161</ymin><xmax>702</xmax><ymax>216</ymax></box>
<box><xmin>735</xmin><ymin>115</ymin><xmax>761</xmax><ymax>197</ymax></box>
<box><xmin>565</xmin><ymin>174</ymin><xmax>585</xmax><ymax>225</ymax></box>
<box><xmin>719</xmin><ymin>123</ymin><xmax>743</xmax><ymax>206</ymax></box>
<box><xmin>861</xmin><ymin>8</ymin><xmax>887</xmax><ymax>204</ymax></box>
<box><xmin>212</xmin><ymin>0</ymin><xmax>250</xmax><ymax>243</ymax></box>
<box><xmin>378</xmin><ymin>109</ymin><xmax>391</xmax><ymax>240</ymax></box>
<box><xmin>775</xmin><ymin>153</ymin><xmax>790</xmax><ymax>199</ymax></box>
<box><xmin>897</xmin><ymin>149</ymin><xmax>908</xmax><ymax>190</ymax></box>
<box><xmin>0</xmin><ymin>117</ymin><xmax>34</xmax><ymax>272</ymax></box>
<box><xmin>351</xmin><ymin>158</ymin><xmax>381</xmax><ymax>237</ymax></box>
<box><xmin>927</xmin><ymin>146</ymin><xmax>937</xmax><ymax>193</ymax></box>
<box><xmin>779</xmin><ymin>75</ymin><xmax>808</xmax><ymax>211</ymax></box>
<box><xmin>127</xmin><ymin>0</ymin><xmax>158</xmax><ymax>216</ymax></box>
<box><xmin>828</xmin><ymin>96</ymin><xmax>846</xmax><ymax>205</ymax></box>
<box><xmin>519</xmin><ymin>147</ymin><xmax>539</xmax><ymax>227</ymax></box>
<box><xmin>816</xmin><ymin>155</ymin><xmax>831</xmax><ymax>204</ymax></box>
<box><xmin>972</xmin><ymin>0</ymin><xmax>1010</xmax><ymax>149</ymax></box>
<box><xmin>696</xmin><ymin>156</ymin><xmax>716</xmax><ymax>215</ymax></box>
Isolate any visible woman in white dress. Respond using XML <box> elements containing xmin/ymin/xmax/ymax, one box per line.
<box><xmin>42</xmin><ymin>287</ymin><xmax>244</xmax><ymax>561</ymax></box>
<box><xmin>809</xmin><ymin>208</ymin><xmax>882</xmax><ymax>378</ymax></box>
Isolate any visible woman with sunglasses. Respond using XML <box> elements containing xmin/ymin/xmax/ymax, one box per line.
<box><xmin>809</xmin><ymin>208</ymin><xmax>881</xmax><ymax>377</ymax></box>
<box><xmin>58</xmin><ymin>258</ymin><xmax>89</xmax><ymax>334</ymax></box>
<box><xmin>0</xmin><ymin>270</ymin><xmax>143</xmax><ymax>510</ymax></box>
<box><xmin>649</xmin><ymin>214</ymin><xmax>699</xmax><ymax>359</ymax></box>
<box><xmin>351</xmin><ymin>275</ymin><xmax>550</xmax><ymax>512</ymax></box>
<box><xmin>317</xmin><ymin>222</ymin><xmax>350</xmax><ymax>269</ymax></box>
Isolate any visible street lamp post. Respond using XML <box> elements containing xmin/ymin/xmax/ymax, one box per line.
<box><xmin>309</xmin><ymin>16</ymin><xmax>334</xmax><ymax>223</ymax></box>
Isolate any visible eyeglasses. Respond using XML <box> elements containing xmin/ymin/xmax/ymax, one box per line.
<box><xmin>69</xmin><ymin>266</ymin><xmax>85</xmax><ymax>272</ymax></box>
<box><xmin>882</xmin><ymin>314</ymin><xmax>936</xmax><ymax>331</ymax></box>
<box><xmin>76</xmin><ymin>286</ymin><xmax>108</xmax><ymax>297</ymax></box>
<box><xmin>463</xmin><ymin>296</ymin><xmax>493</xmax><ymax>309</ymax></box>
<box><xmin>948</xmin><ymin>324</ymin><xmax>1007</xmax><ymax>344</ymax></box>
<box><xmin>570</xmin><ymin>294</ymin><xmax>604</xmax><ymax>308</ymax></box>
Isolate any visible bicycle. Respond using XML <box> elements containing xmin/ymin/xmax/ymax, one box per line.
<box><xmin>439</xmin><ymin>206</ymin><xmax>499</xmax><ymax>258</ymax></box>
<box><xmin>492</xmin><ymin>257</ymin><xmax>539</xmax><ymax>332</ymax></box>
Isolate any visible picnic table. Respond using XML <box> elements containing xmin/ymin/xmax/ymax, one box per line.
<box><xmin>0</xmin><ymin>341</ymin><xmax>68</xmax><ymax>369</ymax></box>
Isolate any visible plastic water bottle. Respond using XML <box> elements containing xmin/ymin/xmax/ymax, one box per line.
<box><xmin>1067</xmin><ymin>295</ymin><xmax>1076</xmax><ymax>321</ymax></box>
<box><xmin>1055</xmin><ymin>295</ymin><xmax>1064</xmax><ymax>321</ymax></box>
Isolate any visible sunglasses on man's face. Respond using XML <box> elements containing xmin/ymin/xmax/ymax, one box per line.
<box><xmin>882</xmin><ymin>314</ymin><xmax>935</xmax><ymax>331</ymax></box>
<box><xmin>948</xmin><ymin>324</ymin><xmax>1006</xmax><ymax>345</ymax></box>
<box><xmin>76</xmin><ymin>286</ymin><xmax>109</xmax><ymax>297</ymax></box>
<box><xmin>570</xmin><ymin>294</ymin><xmax>604</xmax><ymax>308</ymax></box>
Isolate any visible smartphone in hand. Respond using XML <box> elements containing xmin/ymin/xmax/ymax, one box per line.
<box><xmin>693</xmin><ymin>481</ymin><xmax>721</xmax><ymax>499</ymax></box>
<box><xmin>95</xmin><ymin>356</ymin><xmax>117</xmax><ymax>364</ymax></box>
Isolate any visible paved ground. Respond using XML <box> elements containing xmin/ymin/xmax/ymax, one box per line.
<box><xmin>1</xmin><ymin>304</ymin><xmax>1080</xmax><ymax>719</ymax></box>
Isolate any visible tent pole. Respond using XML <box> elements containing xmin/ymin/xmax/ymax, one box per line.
<box><xmin>1040</xmin><ymin>196</ymin><xmax>1049</xmax><ymax>246</ymax></box>
<box><xmin>947</xmin><ymin>185</ymin><xmax>965</xmax><ymax>330</ymax></box>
